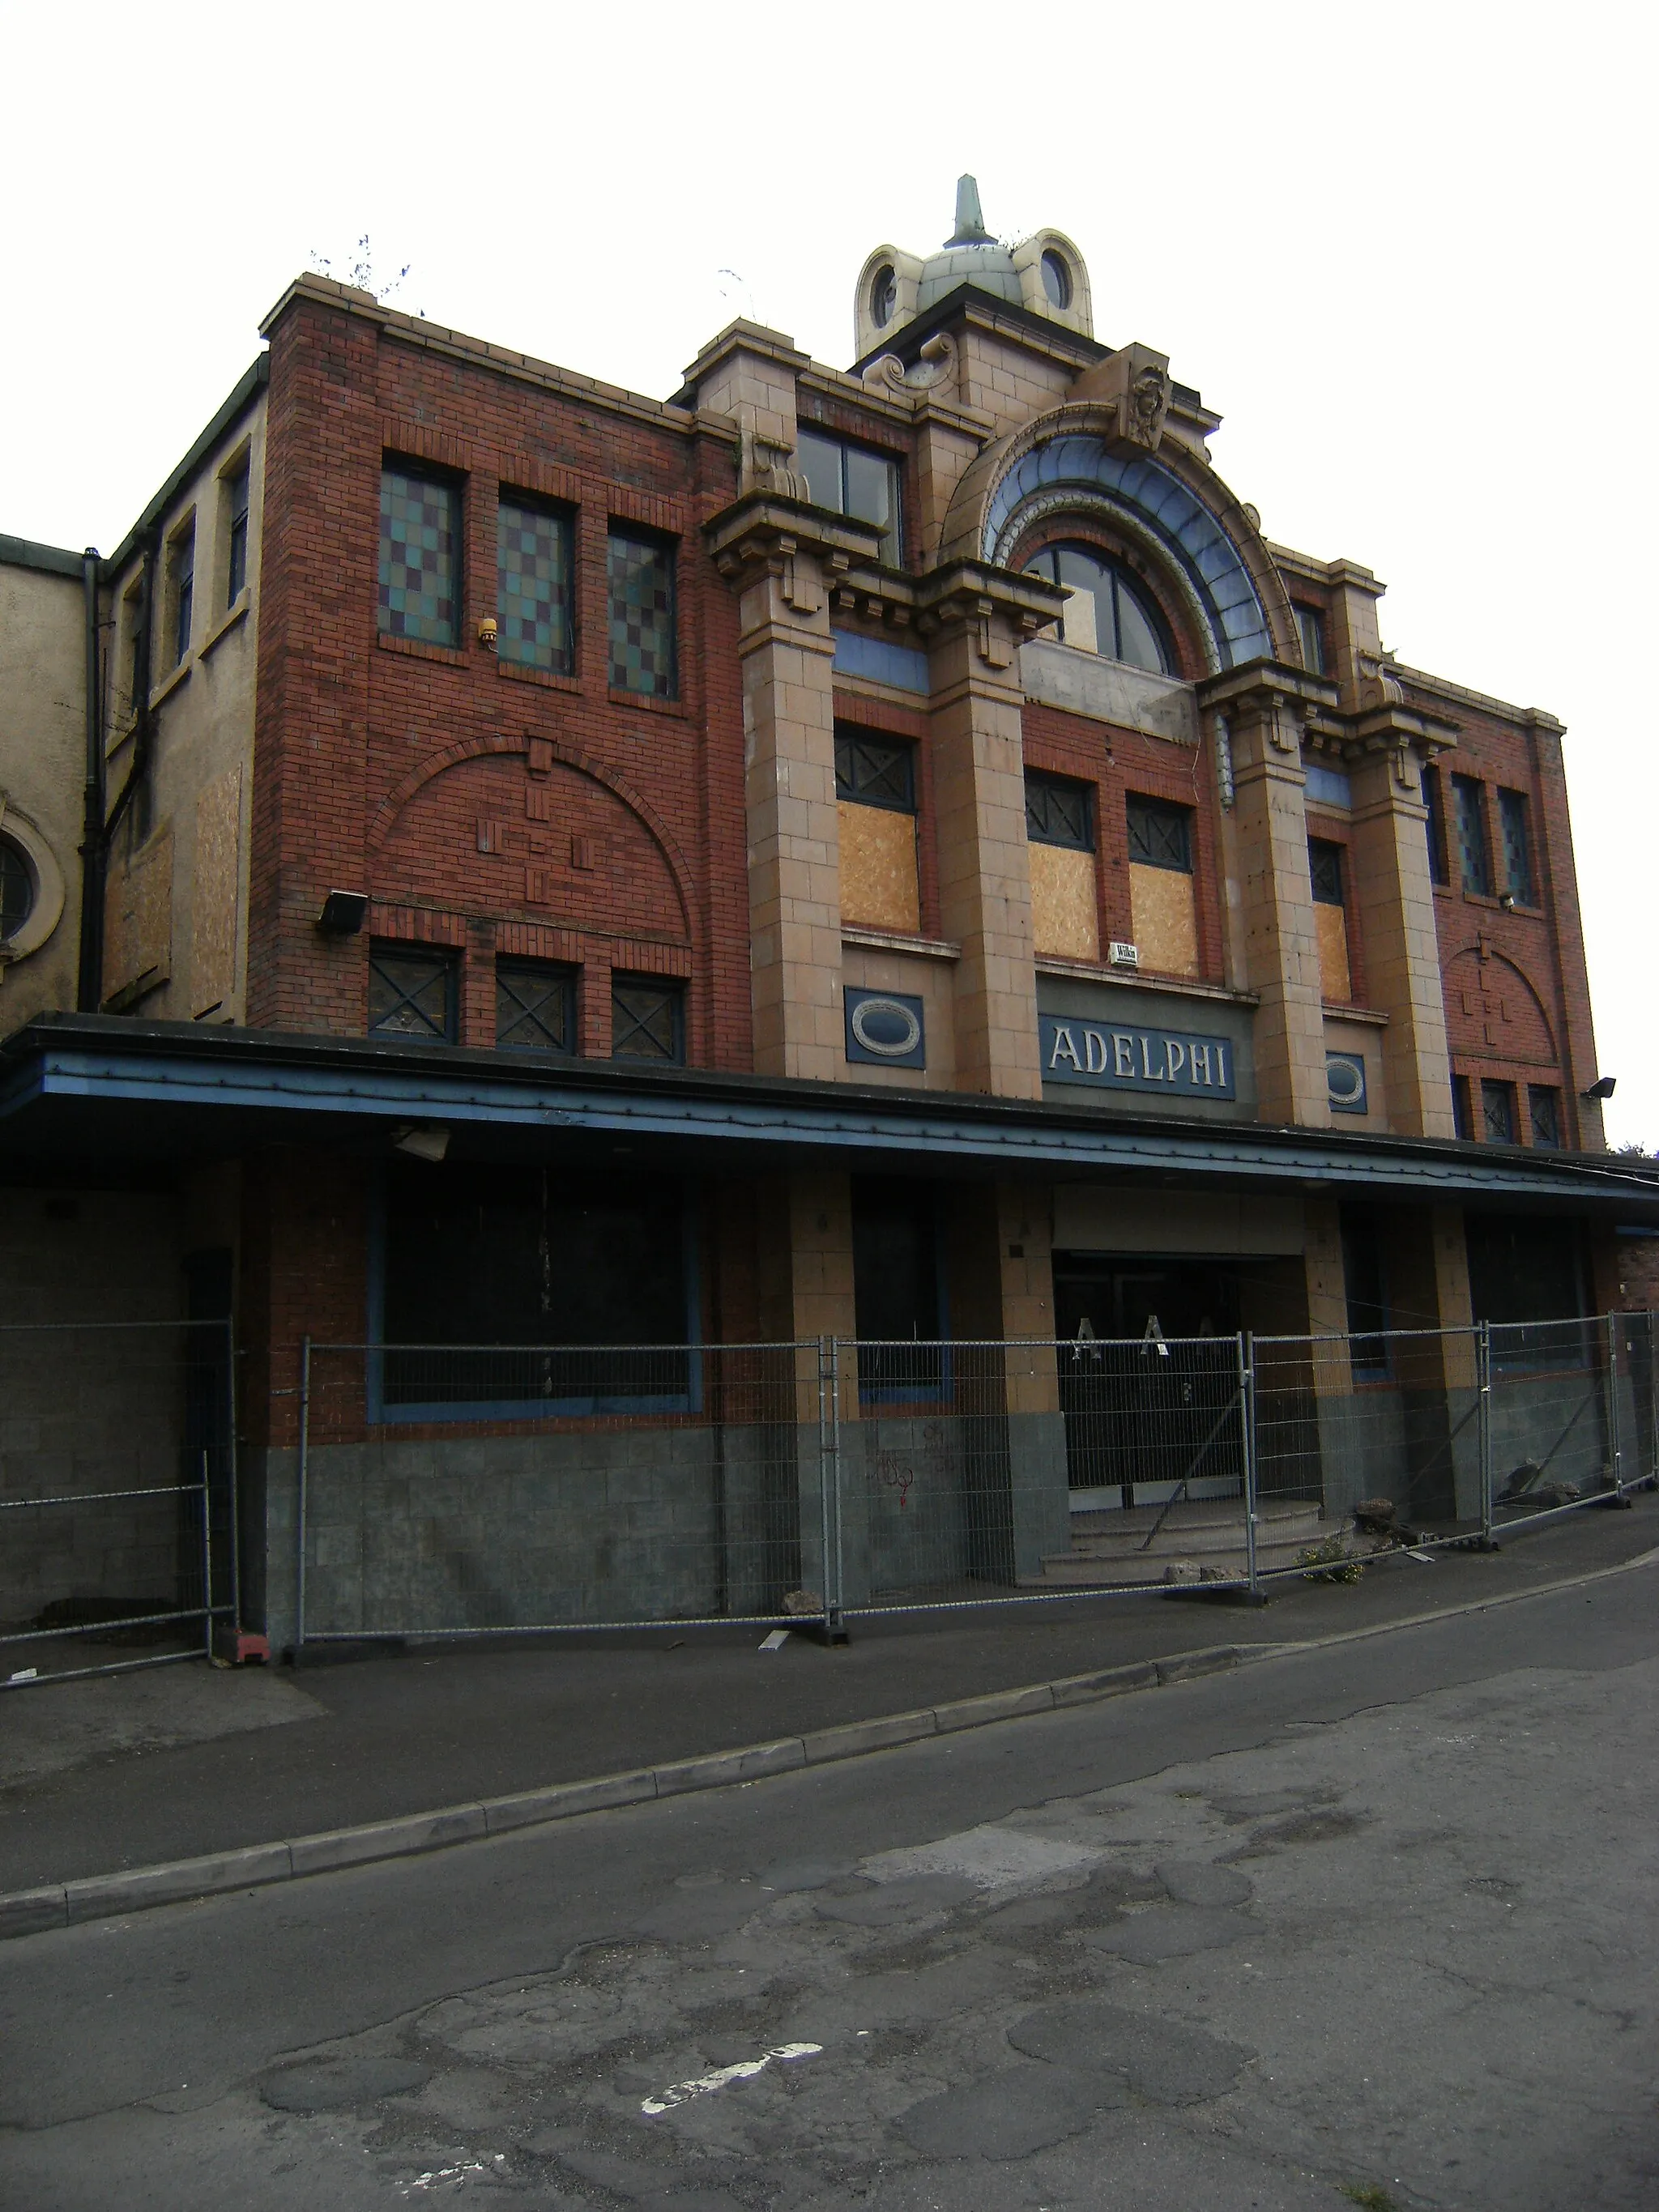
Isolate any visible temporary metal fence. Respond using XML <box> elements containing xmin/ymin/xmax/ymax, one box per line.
<box><xmin>0</xmin><ymin>1319</ymin><xmax>239</xmax><ymax>1689</ymax></box>
<box><xmin>292</xmin><ymin>1311</ymin><xmax>1657</xmax><ymax>1648</ymax></box>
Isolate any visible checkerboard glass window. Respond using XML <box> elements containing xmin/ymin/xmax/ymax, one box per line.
<box><xmin>497</xmin><ymin>501</ymin><xmax>573</xmax><ymax>673</ymax></box>
<box><xmin>379</xmin><ymin>468</ymin><xmax>458</xmax><ymax>646</ymax></box>
<box><xmin>608</xmin><ymin>531</ymin><xmax>676</xmax><ymax>697</ymax></box>
<box><xmin>1499</xmin><ymin>787</ymin><xmax>1534</xmax><ymax>904</ymax></box>
<box><xmin>1451</xmin><ymin>774</ymin><xmax>1491</xmax><ymax>897</ymax></box>
<box><xmin>368</xmin><ymin>946</ymin><xmax>455</xmax><ymax>1041</ymax></box>
<box><xmin>496</xmin><ymin>961</ymin><xmax>574</xmax><ymax>1052</ymax></box>
<box><xmin>612</xmin><ymin>975</ymin><xmax>684</xmax><ymax>1063</ymax></box>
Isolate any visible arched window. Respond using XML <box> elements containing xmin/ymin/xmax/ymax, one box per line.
<box><xmin>0</xmin><ymin>837</ymin><xmax>32</xmax><ymax>942</ymax></box>
<box><xmin>1024</xmin><ymin>544</ymin><xmax>1172</xmax><ymax>675</ymax></box>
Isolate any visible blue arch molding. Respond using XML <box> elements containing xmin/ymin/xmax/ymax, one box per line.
<box><xmin>983</xmin><ymin>438</ymin><xmax>1273</xmax><ymax>667</ymax></box>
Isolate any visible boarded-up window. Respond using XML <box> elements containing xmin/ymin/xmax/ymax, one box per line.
<box><xmin>1125</xmin><ymin>794</ymin><xmax>1197</xmax><ymax>977</ymax></box>
<box><xmin>104</xmin><ymin>824</ymin><xmax>173</xmax><ymax>1007</ymax></box>
<box><xmin>190</xmin><ymin>766</ymin><xmax>241</xmax><ymax>1016</ymax></box>
<box><xmin>1308</xmin><ymin>837</ymin><xmax>1352</xmax><ymax>1004</ymax></box>
<box><xmin>835</xmin><ymin>726</ymin><xmax>920</xmax><ymax>934</ymax></box>
<box><xmin>1026</xmin><ymin>772</ymin><xmax>1098</xmax><ymax>961</ymax></box>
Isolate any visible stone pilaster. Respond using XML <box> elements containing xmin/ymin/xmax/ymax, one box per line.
<box><xmin>1347</xmin><ymin>712</ymin><xmax>1459</xmax><ymax>1139</ymax></box>
<box><xmin>1200</xmin><ymin>664</ymin><xmax>1334</xmax><ymax>1127</ymax></box>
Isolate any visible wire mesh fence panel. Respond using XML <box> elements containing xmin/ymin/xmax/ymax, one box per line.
<box><xmin>0</xmin><ymin>1320</ymin><xmax>237</xmax><ymax>1686</ymax></box>
<box><xmin>1614</xmin><ymin>1311</ymin><xmax>1657</xmax><ymax>1490</ymax></box>
<box><xmin>830</xmin><ymin>1336</ymin><xmax>1253</xmax><ymax>1611</ymax></box>
<box><xmin>1250</xmin><ymin>1326</ymin><xmax>1485</xmax><ymax>1576</ymax></box>
<box><xmin>1486</xmin><ymin>1315</ymin><xmax>1614</xmax><ymax>1532</ymax></box>
<box><xmin>296</xmin><ymin>1341</ymin><xmax>824</xmax><ymax>1644</ymax></box>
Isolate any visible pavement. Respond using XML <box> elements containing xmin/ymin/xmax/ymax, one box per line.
<box><xmin>0</xmin><ymin>1492</ymin><xmax>1654</xmax><ymax>1897</ymax></box>
<box><xmin>0</xmin><ymin>1555</ymin><xmax>1654</xmax><ymax>2210</ymax></box>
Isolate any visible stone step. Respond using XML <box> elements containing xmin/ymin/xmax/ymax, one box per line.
<box><xmin>1066</xmin><ymin>1513</ymin><xmax>1325</xmax><ymax>1562</ymax></box>
<box><xmin>1027</xmin><ymin>1525</ymin><xmax>1362</xmax><ymax>1590</ymax></box>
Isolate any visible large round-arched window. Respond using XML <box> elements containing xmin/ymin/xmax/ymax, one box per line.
<box><xmin>0</xmin><ymin>837</ymin><xmax>33</xmax><ymax>943</ymax></box>
<box><xmin>1025</xmin><ymin>544</ymin><xmax>1172</xmax><ymax>675</ymax></box>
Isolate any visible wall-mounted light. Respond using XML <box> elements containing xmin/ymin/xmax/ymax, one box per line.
<box><xmin>317</xmin><ymin>889</ymin><xmax>369</xmax><ymax>935</ymax></box>
<box><xmin>391</xmin><ymin>1123</ymin><xmax>450</xmax><ymax>1162</ymax></box>
<box><xmin>1498</xmin><ymin>891</ymin><xmax>1516</xmax><ymax>910</ymax></box>
<box><xmin>476</xmin><ymin>616</ymin><xmax>498</xmax><ymax>652</ymax></box>
<box><xmin>1583</xmin><ymin>1076</ymin><xmax>1617</xmax><ymax>1101</ymax></box>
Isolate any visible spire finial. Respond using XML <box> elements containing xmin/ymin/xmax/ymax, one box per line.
<box><xmin>945</xmin><ymin>174</ymin><xmax>993</xmax><ymax>247</ymax></box>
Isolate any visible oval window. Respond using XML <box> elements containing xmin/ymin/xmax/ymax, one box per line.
<box><xmin>871</xmin><ymin>263</ymin><xmax>898</xmax><ymax>330</ymax></box>
<box><xmin>1327</xmin><ymin>1055</ymin><xmax>1366</xmax><ymax>1106</ymax></box>
<box><xmin>1040</xmin><ymin>250</ymin><xmax>1073</xmax><ymax>310</ymax></box>
<box><xmin>0</xmin><ymin>837</ymin><xmax>33</xmax><ymax>942</ymax></box>
<box><xmin>851</xmin><ymin>996</ymin><xmax>922</xmax><ymax>1057</ymax></box>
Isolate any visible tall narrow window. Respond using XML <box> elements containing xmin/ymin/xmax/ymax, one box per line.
<box><xmin>852</xmin><ymin>1178</ymin><xmax>942</xmax><ymax>1401</ymax></box>
<box><xmin>496</xmin><ymin>961</ymin><xmax>575</xmax><ymax>1053</ymax></box>
<box><xmin>1340</xmin><ymin>1207</ymin><xmax>1390</xmax><ymax>1379</ymax></box>
<box><xmin>834</xmin><ymin>726</ymin><xmax>919</xmax><ymax>934</ymax></box>
<box><xmin>1452</xmin><ymin>1073</ymin><xmax>1474</xmax><ymax>1140</ymax></box>
<box><xmin>1125</xmin><ymin>793</ymin><xmax>1197</xmax><ymax>976</ymax></box>
<box><xmin>121</xmin><ymin>586</ymin><xmax>145</xmax><ymax>719</ymax></box>
<box><xmin>1025</xmin><ymin>771</ymin><xmax>1098</xmax><ymax>961</ymax></box>
<box><xmin>1481</xmin><ymin>1079</ymin><xmax>1517</xmax><ymax>1145</ymax></box>
<box><xmin>607</xmin><ymin>530</ymin><xmax>676</xmax><ymax>697</ymax></box>
<box><xmin>1528</xmin><ymin>1085</ymin><xmax>1563</xmax><ymax>1148</ymax></box>
<box><xmin>1451</xmin><ymin>774</ymin><xmax>1491</xmax><ymax>896</ymax></box>
<box><xmin>1421</xmin><ymin>766</ymin><xmax>1449</xmax><ymax>887</ymax></box>
<box><xmin>168</xmin><ymin>522</ymin><xmax>194</xmax><ymax>667</ymax></box>
<box><xmin>1024</xmin><ymin>545</ymin><xmax>1172</xmax><ymax>676</ymax></box>
<box><xmin>612</xmin><ymin>974</ymin><xmax>684</xmax><ymax>1063</ymax></box>
<box><xmin>224</xmin><ymin>460</ymin><xmax>250</xmax><ymax>607</ymax></box>
<box><xmin>379</xmin><ymin>467</ymin><xmax>459</xmax><ymax>646</ymax></box>
<box><xmin>497</xmin><ymin>498</ymin><xmax>574</xmax><ymax>673</ymax></box>
<box><xmin>368</xmin><ymin>945</ymin><xmax>456</xmax><ymax>1042</ymax></box>
<box><xmin>1308</xmin><ymin>837</ymin><xmax>1353</xmax><ymax>1003</ymax></box>
<box><xmin>1498</xmin><ymin>787</ymin><xmax>1535</xmax><ymax>904</ymax></box>
<box><xmin>796</xmin><ymin>428</ymin><xmax>902</xmax><ymax>565</ymax></box>
<box><xmin>1295</xmin><ymin>604</ymin><xmax>1328</xmax><ymax>676</ymax></box>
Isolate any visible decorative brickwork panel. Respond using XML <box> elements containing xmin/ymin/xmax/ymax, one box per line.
<box><xmin>378</xmin><ymin>469</ymin><xmax>458</xmax><ymax>646</ymax></box>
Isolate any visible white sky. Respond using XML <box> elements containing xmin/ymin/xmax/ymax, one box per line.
<box><xmin>4</xmin><ymin>2</ymin><xmax>1653</xmax><ymax>1146</ymax></box>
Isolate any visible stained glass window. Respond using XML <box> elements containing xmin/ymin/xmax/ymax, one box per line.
<box><xmin>608</xmin><ymin>531</ymin><xmax>676</xmax><ymax>697</ymax></box>
<box><xmin>1126</xmin><ymin>793</ymin><xmax>1192</xmax><ymax>872</ymax></box>
<box><xmin>497</xmin><ymin>500</ymin><xmax>573</xmax><ymax>673</ymax></box>
<box><xmin>1451</xmin><ymin>774</ymin><xmax>1491</xmax><ymax>896</ymax></box>
<box><xmin>1421</xmin><ymin>767</ymin><xmax>1449</xmax><ymax>886</ymax></box>
<box><xmin>612</xmin><ymin>975</ymin><xmax>684</xmax><ymax>1063</ymax></box>
<box><xmin>379</xmin><ymin>468</ymin><xmax>458</xmax><ymax>646</ymax></box>
<box><xmin>1025</xmin><ymin>773</ymin><xmax>1094</xmax><ymax>850</ymax></box>
<box><xmin>368</xmin><ymin>946</ymin><xmax>455</xmax><ymax>1041</ymax></box>
<box><xmin>1498</xmin><ymin>787</ymin><xmax>1534</xmax><ymax>904</ymax></box>
<box><xmin>835</xmin><ymin>727</ymin><xmax>915</xmax><ymax>811</ymax></box>
<box><xmin>497</xmin><ymin>961</ymin><xmax>574</xmax><ymax>1052</ymax></box>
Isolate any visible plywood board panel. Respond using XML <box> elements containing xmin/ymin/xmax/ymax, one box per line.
<box><xmin>1316</xmin><ymin>901</ymin><xmax>1352</xmax><ymax>1004</ymax></box>
<box><xmin>1030</xmin><ymin>842</ymin><xmax>1100</xmax><ymax>961</ymax></box>
<box><xmin>104</xmin><ymin>825</ymin><xmax>173</xmax><ymax>1004</ymax></box>
<box><xmin>838</xmin><ymin>802</ymin><xmax>920</xmax><ymax>933</ymax></box>
<box><xmin>191</xmin><ymin>765</ymin><xmax>242</xmax><ymax>1016</ymax></box>
<box><xmin>1128</xmin><ymin>862</ymin><xmax>1198</xmax><ymax>976</ymax></box>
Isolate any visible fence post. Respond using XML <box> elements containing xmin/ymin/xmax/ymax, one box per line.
<box><xmin>295</xmin><ymin>1336</ymin><xmax>311</xmax><ymax>1667</ymax></box>
<box><xmin>1239</xmin><ymin>1331</ymin><xmax>1260</xmax><ymax>1602</ymax></box>
<box><xmin>1606</xmin><ymin>1311</ymin><xmax>1624</xmax><ymax>1498</ymax></box>
<box><xmin>224</xmin><ymin>1315</ymin><xmax>242</xmax><ymax>1641</ymax></box>
<box><xmin>1477</xmin><ymin>1319</ymin><xmax>1495</xmax><ymax>1548</ymax></box>
<box><xmin>200</xmin><ymin>1450</ymin><xmax>214</xmax><ymax>1660</ymax></box>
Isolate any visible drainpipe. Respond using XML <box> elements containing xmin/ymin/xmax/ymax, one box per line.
<box><xmin>75</xmin><ymin>548</ymin><xmax>104</xmax><ymax>1011</ymax></box>
<box><xmin>85</xmin><ymin>529</ymin><xmax>160</xmax><ymax>1009</ymax></box>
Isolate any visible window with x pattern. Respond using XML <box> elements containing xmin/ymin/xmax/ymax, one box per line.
<box><xmin>612</xmin><ymin>974</ymin><xmax>684</xmax><ymax>1063</ymax></box>
<box><xmin>1481</xmin><ymin>1079</ymin><xmax>1517</xmax><ymax>1145</ymax></box>
<box><xmin>497</xmin><ymin>499</ymin><xmax>573</xmax><ymax>672</ymax></box>
<box><xmin>835</xmin><ymin>728</ymin><xmax>915</xmax><ymax>812</ymax></box>
<box><xmin>1025</xmin><ymin>773</ymin><xmax>1094</xmax><ymax>850</ymax></box>
<box><xmin>496</xmin><ymin>961</ymin><xmax>575</xmax><ymax>1053</ymax></box>
<box><xmin>1126</xmin><ymin>793</ymin><xmax>1192</xmax><ymax>872</ymax></box>
<box><xmin>368</xmin><ymin>946</ymin><xmax>456</xmax><ymax>1042</ymax></box>
<box><xmin>379</xmin><ymin>467</ymin><xmax>458</xmax><ymax>646</ymax></box>
<box><xmin>608</xmin><ymin>530</ymin><xmax>676</xmax><ymax>697</ymax></box>
<box><xmin>1528</xmin><ymin>1085</ymin><xmax>1563</xmax><ymax>1148</ymax></box>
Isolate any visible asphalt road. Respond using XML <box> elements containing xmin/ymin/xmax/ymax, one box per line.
<box><xmin>2</xmin><ymin>1566</ymin><xmax>1655</xmax><ymax>2210</ymax></box>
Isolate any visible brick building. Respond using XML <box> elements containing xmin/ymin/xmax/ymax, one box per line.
<box><xmin>2</xmin><ymin>178</ymin><xmax>1655</xmax><ymax>1647</ymax></box>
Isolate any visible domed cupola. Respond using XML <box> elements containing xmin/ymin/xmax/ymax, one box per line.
<box><xmin>853</xmin><ymin>176</ymin><xmax>1093</xmax><ymax>363</ymax></box>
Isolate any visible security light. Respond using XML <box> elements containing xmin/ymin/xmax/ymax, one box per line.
<box><xmin>391</xmin><ymin>1123</ymin><xmax>450</xmax><ymax>1162</ymax></box>
<box><xmin>1583</xmin><ymin>1076</ymin><xmax>1617</xmax><ymax>1101</ymax></box>
<box><xmin>317</xmin><ymin>889</ymin><xmax>369</xmax><ymax>935</ymax></box>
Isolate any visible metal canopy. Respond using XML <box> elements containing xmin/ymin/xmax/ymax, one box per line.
<box><xmin>2</xmin><ymin>1015</ymin><xmax>1657</xmax><ymax>1213</ymax></box>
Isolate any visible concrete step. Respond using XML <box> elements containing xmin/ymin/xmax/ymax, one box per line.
<box><xmin>1062</xmin><ymin>1500</ymin><xmax>1324</xmax><ymax>1562</ymax></box>
<box><xmin>1027</xmin><ymin>1511</ymin><xmax>1367</xmax><ymax>1589</ymax></box>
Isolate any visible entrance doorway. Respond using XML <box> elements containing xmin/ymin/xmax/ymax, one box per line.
<box><xmin>1052</xmin><ymin>1254</ymin><xmax>1246</xmax><ymax>1511</ymax></box>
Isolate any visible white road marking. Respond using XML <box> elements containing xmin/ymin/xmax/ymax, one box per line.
<box><xmin>640</xmin><ymin>2042</ymin><xmax>823</xmax><ymax>2114</ymax></box>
